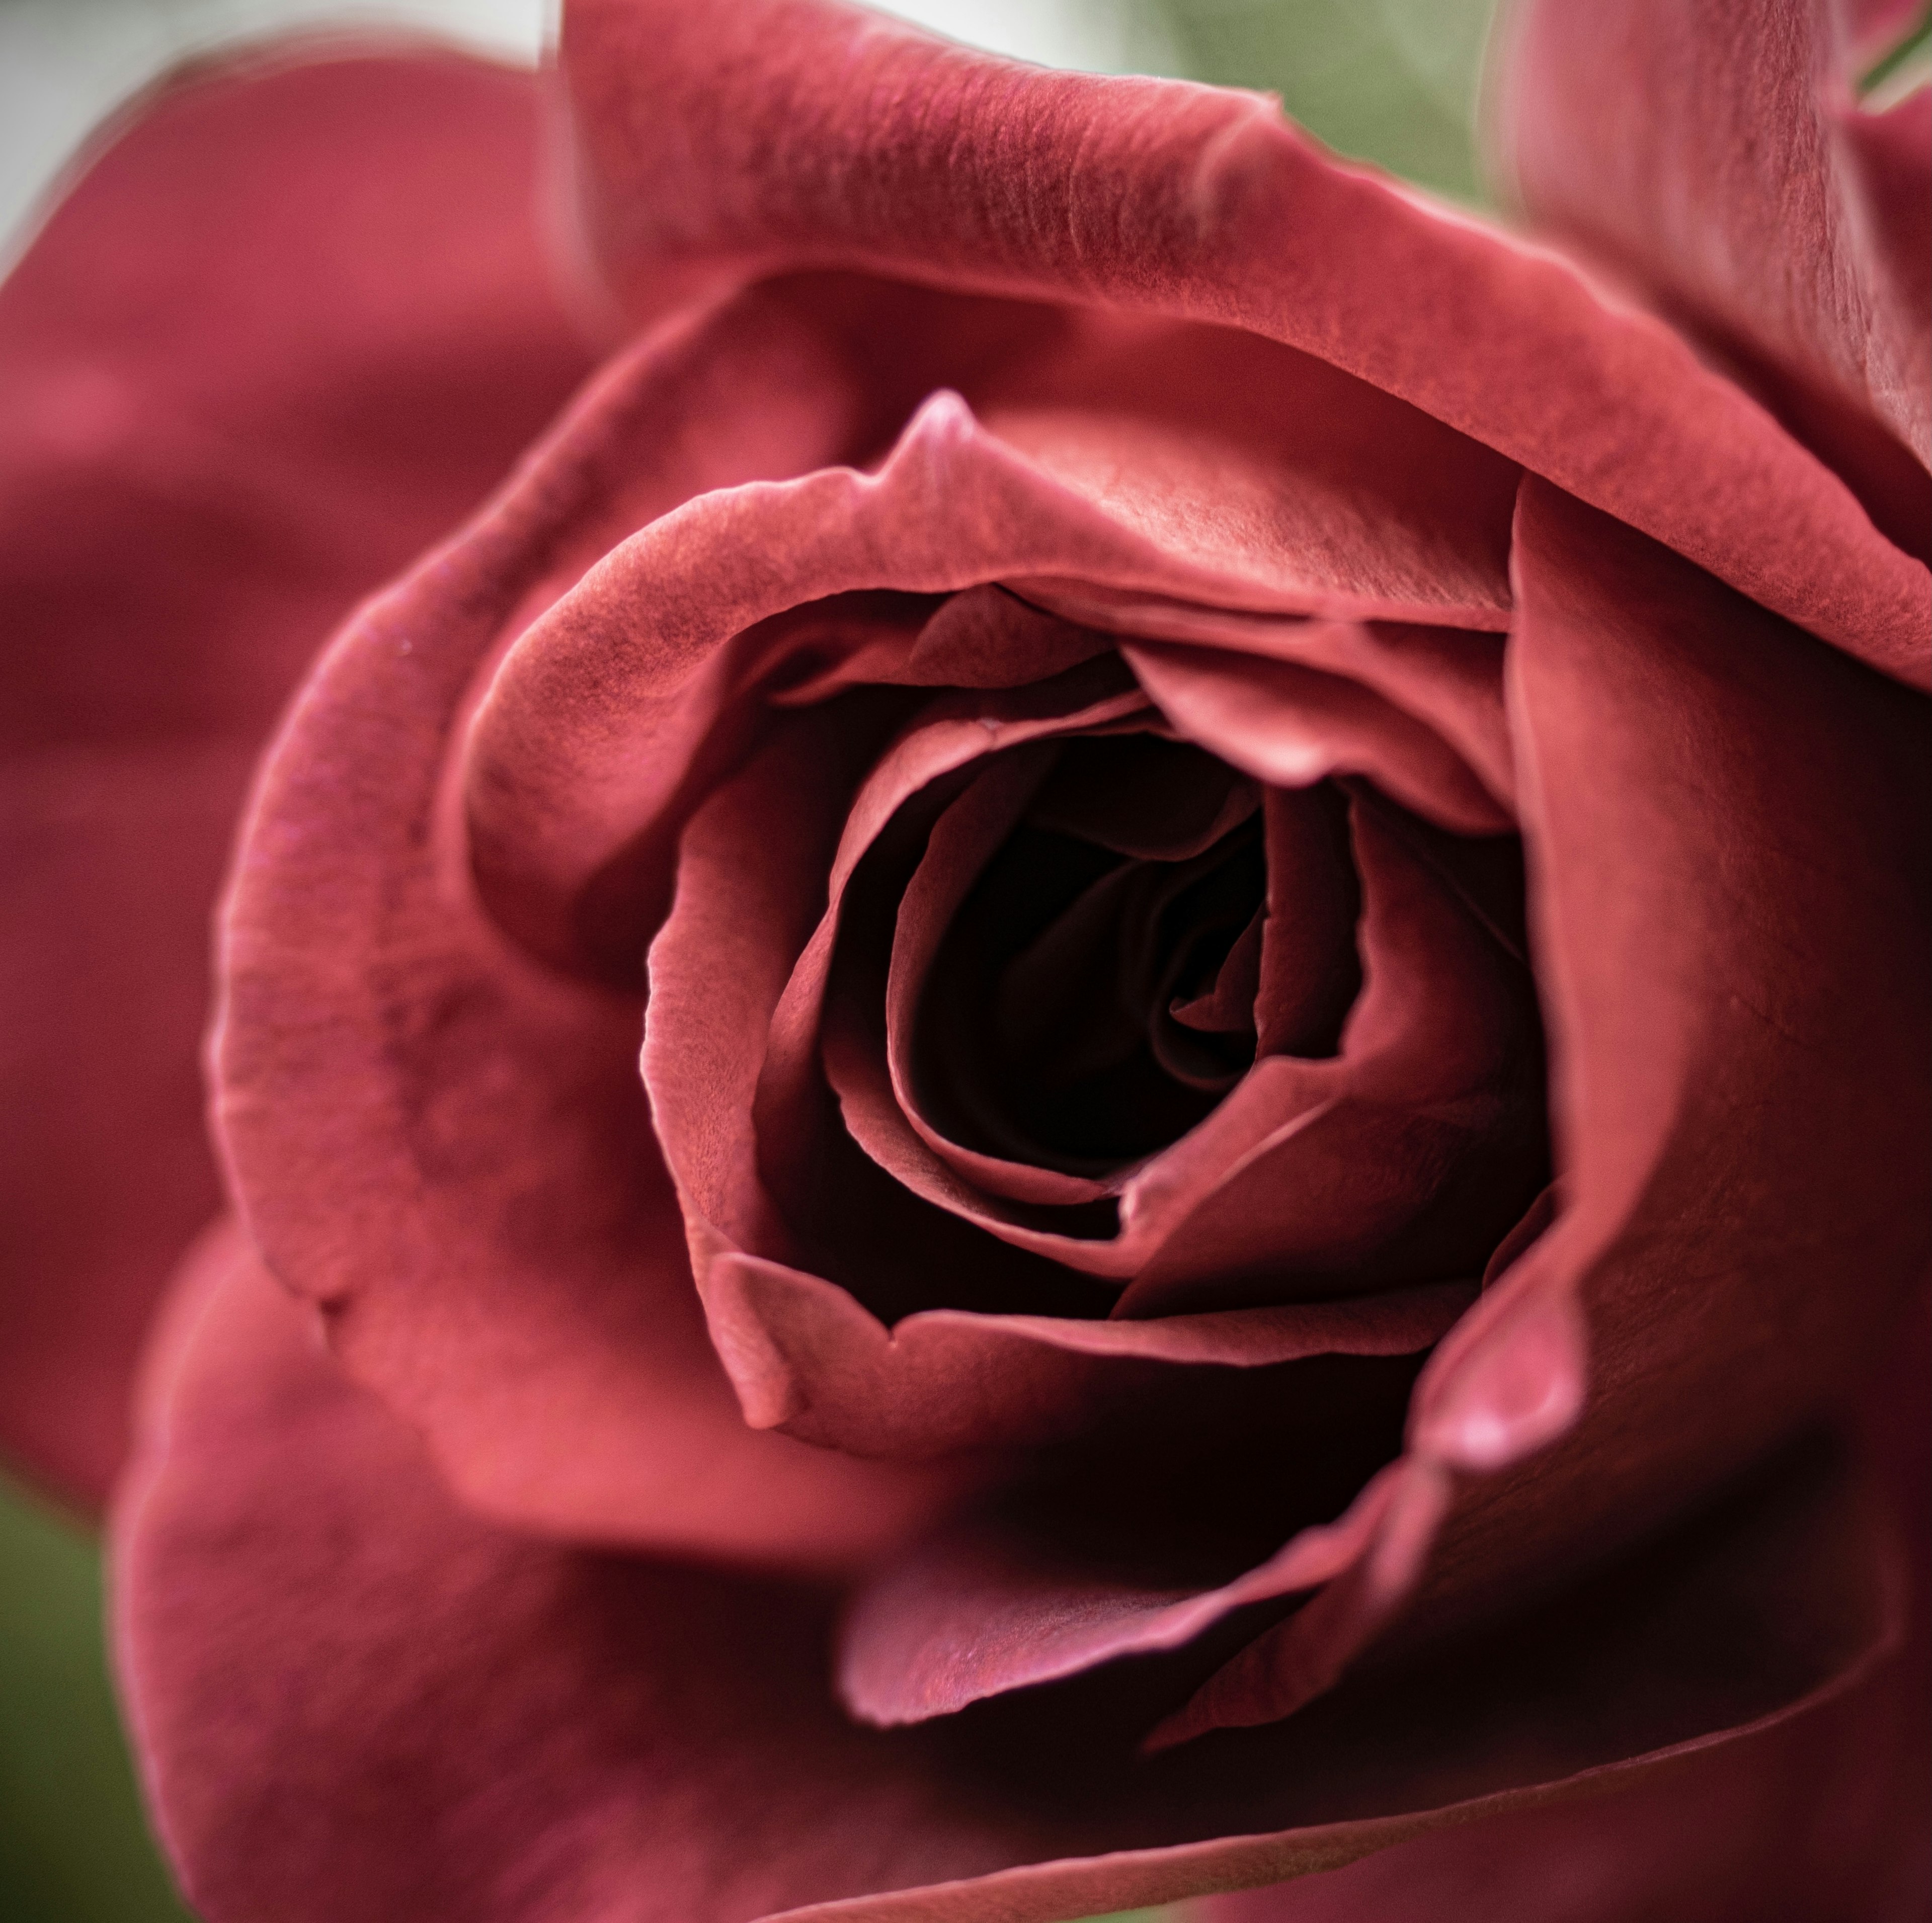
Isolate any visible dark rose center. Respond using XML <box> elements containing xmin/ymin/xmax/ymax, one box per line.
<box><xmin>914</xmin><ymin>734</ymin><xmax>1315</xmax><ymax>1173</ymax></box>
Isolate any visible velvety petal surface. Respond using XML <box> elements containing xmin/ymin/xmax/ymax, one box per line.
<box><xmin>467</xmin><ymin>375</ymin><xmax>1512</xmax><ymax>979</ymax></box>
<box><xmin>561</xmin><ymin>0</ymin><xmax>1929</xmax><ymax>685</ymax></box>
<box><xmin>1149</xmin><ymin>476</ymin><xmax>1932</xmax><ymax>1748</ymax></box>
<box><xmin>214</xmin><ymin>289</ymin><xmax>971</xmax><ymax>1566</ymax></box>
<box><xmin>0</xmin><ymin>41</ymin><xmax>594</xmax><ymax>1502</ymax></box>
<box><xmin>1193</xmin><ymin>1295</ymin><xmax>1932</xmax><ymax>1920</ymax></box>
<box><xmin>114</xmin><ymin>1223</ymin><xmax>1908</xmax><ymax>1923</ymax></box>
<box><xmin>1189</xmin><ymin>1669</ymin><xmax>1925</xmax><ymax>1922</ymax></box>
<box><xmin>1492</xmin><ymin>0</ymin><xmax>1931</xmax><ymax>544</ymax></box>
<box><xmin>1029</xmin><ymin>603</ymin><xmax>1514</xmax><ymax>812</ymax></box>
<box><xmin>1123</xmin><ymin>644</ymin><xmax>1509</xmax><ymax>833</ymax></box>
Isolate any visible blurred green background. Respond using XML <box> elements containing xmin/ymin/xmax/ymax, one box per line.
<box><xmin>0</xmin><ymin>0</ymin><xmax>1495</xmax><ymax>1916</ymax></box>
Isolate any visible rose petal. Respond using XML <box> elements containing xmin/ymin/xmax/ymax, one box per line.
<box><xmin>1024</xmin><ymin>594</ymin><xmax>1515</xmax><ymax>812</ymax></box>
<box><xmin>834</xmin><ymin>1420</ymin><xmax>1902</xmax><ymax>1752</ymax></box>
<box><xmin>742</xmin><ymin>666</ymin><xmax>1156</xmax><ymax>1239</ymax></box>
<box><xmin>706</xmin><ymin>1252</ymin><xmax>1473</xmax><ymax>1458</ymax></box>
<box><xmin>968</xmin><ymin>305</ymin><xmax>1519</xmax><ymax>625</ymax></box>
<box><xmin>902</xmin><ymin>583</ymin><xmax>1115</xmax><ymax>689</ymax></box>
<box><xmin>866</xmin><ymin>734</ymin><xmax>1264</xmax><ymax>1194</ymax></box>
<box><xmin>562</xmin><ymin>0</ymin><xmax>1929</xmax><ymax>684</ymax></box>
<box><xmin>653</xmin><ymin>738</ymin><xmax>1538</xmax><ymax>1461</ymax></box>
<box><xmin>1252</xmin><ymin>785</ymin><xmax>1362</xmax><ymax>1058</ymax></box>
<box><xmin>0</xmin><ymin>43</ymin><xmax>593</xmax><ymax>1501</ymax></box>
<box><xmin>1491</xmin><ymin>0</ymin><xmax>1930</xmax><ymax>526</ymax></box>
<box><xmin>1151</xmin><ymin>474</ymin><xmax>1932</xmax><ymax>1744</ymax></box>
<box><xmin>653</xmin><ymin>714</ymin><xmax>1539</xmax><ymax>1457</ymax></box>
<box><xmin>115</xmin><ymin>1226</ymin><xmax>1908</xmax><ymax>1922</ymax></box>
<box><xmin>1125</xmin><ymin>641</ymin><xmax>1513</xmax><ymax>833</ymax></box>
<box><xmin>214</xmin><ymin>289</ymin><xmax>966</xmax><ymax>1567</ymax></box>
<box><xmin>1110</xmin><ymin>798</ymin><xmax>1545</xmax><ymax>1316</ymax></box>
<box><xmin>1192</xmin><ymin>1630</ymin><xmax>1925</xmax><ymax>1922</ymax></box>
<box><xmin>798</xmin><ymin>778</ymin><xmax>1538</xmax><ymax>1300</ymax></box>
<box><xmin>467</xmin><ymin>377</ymin><xmax>1519</xmax><ymax>977</ymax></box>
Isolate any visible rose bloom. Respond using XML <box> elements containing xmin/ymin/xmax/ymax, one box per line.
<box><xmin>2</xmin><ymin>0</ymin><xmax>1927</xmax><ymax>1917</ymax></box>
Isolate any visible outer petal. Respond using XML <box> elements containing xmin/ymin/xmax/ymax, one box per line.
<box><xmin>0</xmin><ymin>42</ymin><xmax>593</xmax><ymax>1502</ymax></box>
<box><xmin>1151</xmin><ymin>475</ymin><xmax>1932</xmax><ymax>1747</ymax></box>
<box><xmin>1491</xmin><ymin>0</ymin><xmax>1931</xmax><ymax>536</ymax></box>
<box><xmin>1189</xmin><ymin>1671</ymin><xmax>1925</xmax><ymax>1921</ymax></box>
<box><xmin>214</xmin><ymin>290</ymin><xmax>965</xmax><ymax>1567</ymax></box>
<box><xmin>1192</xmin><ymin>1294</ymin><xmax>1932</xmax><ymax>1919</ymax></box>
<box><xmin>114</xmin><ymin>1225</ymin><xmax>1908</xmax><ymax>1923</ymax></box>
<box><xmin>560</xmin><ymin>0</ymin><xmax>1929</xmax><ymax>685</ymax></box>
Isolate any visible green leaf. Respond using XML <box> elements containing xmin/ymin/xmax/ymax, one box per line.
<box><xmin>0</xmin><ymin>1473</ymin><xmax>191</xmax><ymax>1922</ymax></box>
<box><xmin>1150</xmin><ymin>0</ymin><xmax>1502</xmax><ymax>200</ymax></box>
<box><xmin>1861</xmin><ymin>5</ymin><xmax>1932</xmax><ymax>103</ymax></box>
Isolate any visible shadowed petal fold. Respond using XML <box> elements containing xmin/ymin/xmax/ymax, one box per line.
<box><xmin>1147</xmin><ymin>475</ymin><xmax>1931</xmax><ymax>1748</ymax></box>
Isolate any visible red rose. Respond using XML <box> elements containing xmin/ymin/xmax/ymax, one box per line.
<box><xmin>4</xmin><ymin>2</ymin><xmax>1926</xmax><ymax>1918</ymax></box>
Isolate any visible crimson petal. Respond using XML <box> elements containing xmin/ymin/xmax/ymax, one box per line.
<box><xmin>468</xmin><ymin>372</ymin><xmax>1522</xmax><ymax>978</ymax></box>
<box><xmin>116</xmin><ymin>1226</ymin><xmax>1908</xmax><ymax>1922</ymax></box>
<box><xmin>0</xmin><ymin>42</ymin><xmax>593</xmax><ymax>1502</ymax></box>
<box><xmin>215</xmin><ymin>288</ymin><xmax>963</xmax><ymax>1567</ymax></box>
<box><xmin>1491</xmin><ymin>0</ymin><xmax>1930</xmax><ymax>540</ymax></box>
<box><xmin>561</xmin><ymin>0</ymin><xmax>1928</xmax><ymax>684</ymax></box>
<box><xmin>1151</xmin><ymin>475</ymin><xmax>1931</xmax><ymax>1746</ymax></box>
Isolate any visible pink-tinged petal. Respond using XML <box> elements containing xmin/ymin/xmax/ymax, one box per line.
<box><xmin>821</xmin><ymin>805</ymin><xmax>1540</xmax><ymax>1713</ymax></box>
<box><xmin>1024</xmin><ymin>593</ymin><xmax>1516</xmax><ymax>813</ymax></box>
<box><xmin>1211</xmin><ymin>1306</ymin><xmax>1932</xmax><ymax>1923</ymax></box>
<box><xmin>1154</xmin><ymin>475</ymin><xmax>1931</xmax><ymax>1746</ymax></box>
<box><xmin>966</xmin><ymin>307</ymin><xmax>1519</xmax><ymax>626</ymax></box>
<box><xmin>1111</xmin><ymin>800</ymin><xmax>1544</xmax><ymax>1317</ymax></box>
<box><xmin>1834</xmin><ymin>88</ymin><xmax>1931</xmax><ymax>393</ymax></box>
<box><xmin>1492</xmin><ymin>0</ymin><xmax>1931</xmax><ymax>541</ymax></box>
<box><xmin>111</xmin><ymin>1228</ymin><xmax>1021</xmax><ymax>1921</ymax></box>
<box><xmin>561</xmin><ymin>0</ymin><xmax>1929</xmax><ymax>685</ymax></box>
<box><xmin>1189</xmin><ymin>1629</ymin><xmax>1926</xmax><ymax>1921</ymax></box>
<box><xmin>469</xmin><ymin>376</ymin><xmax>1516</xmax><ymax>979</ymax></box>
<box><xmin>0</xmin><ymin>745</ymin><xmax>253</xmax><ymax>1504</ymax></box>
<box><xmin>1252</xmin><ymin>787</ymin><xmax>1363</xmax><ymax>1057</ymax></box>
<box><xmin>671</xmin><ymin>638</ymin><xmax>1528</xmax><ymax>1271</ymax></box>
<box><xmin>215</xmin><ymin>294</ymin><xmax>964</xmax><ymax>1568</ymax></box>
<box><xmin>654</xmin><ymin>695</ymin><xmax>1537</xmax><ymax>1457</ymax></box>
<box><xmin>854</xmin><ymin>738</ymin><xmax>1109</xmax><ymax>1204</ymax></box>
<box><xmin>654</xmin><ymin>712</ymin><xmax>1539</xmax><ymax>1464</ymax></box>
<box><xmin>0</xmin><ymin>44</ymin><xmax>594</xmax><ymax>1502</ymax></box>
<box><xmin>1125</xmin><ymin>643</ymin><xmax>1512</xmax><ymax>833</ymax></box>
<box><xmin>662</xmin><ymin>663</ymin><xmax>1152</xmax><ymax>1262</ymax></box>
<box><xmin>707</xmin><ymin>1252</ymin><xmax>1474</xmax><ymax>1457</ymax></box>
<box><xmin>115</xmin><ymin>1226</ymin><xmax>1910</xmax><ymax>1921</ymax></box>
<box><xmin>867</xmin><ymin>731</ymin><xmax>1265</xmax><ymax>1185</ymax></box>
<box><xmin>838</xmin><ymin>726</ymin><xmax>1263</xmax><ymax>1208</ymax></box>
<box><xmin>838</xmin><ymin>1439</ymin><xmax>1420</xmax><ymax>1728</ymax></box>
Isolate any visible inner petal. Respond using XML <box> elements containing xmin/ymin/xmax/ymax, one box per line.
<box><xmin>1170</xmin><ymin>909</ymin><xmax>1262</xmax><ymax>1033</ymax></box>
<box><xmin>908</xmin><ymin>736</ymin><xmax>1277</xmax><ymax>1174</ymax></box>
